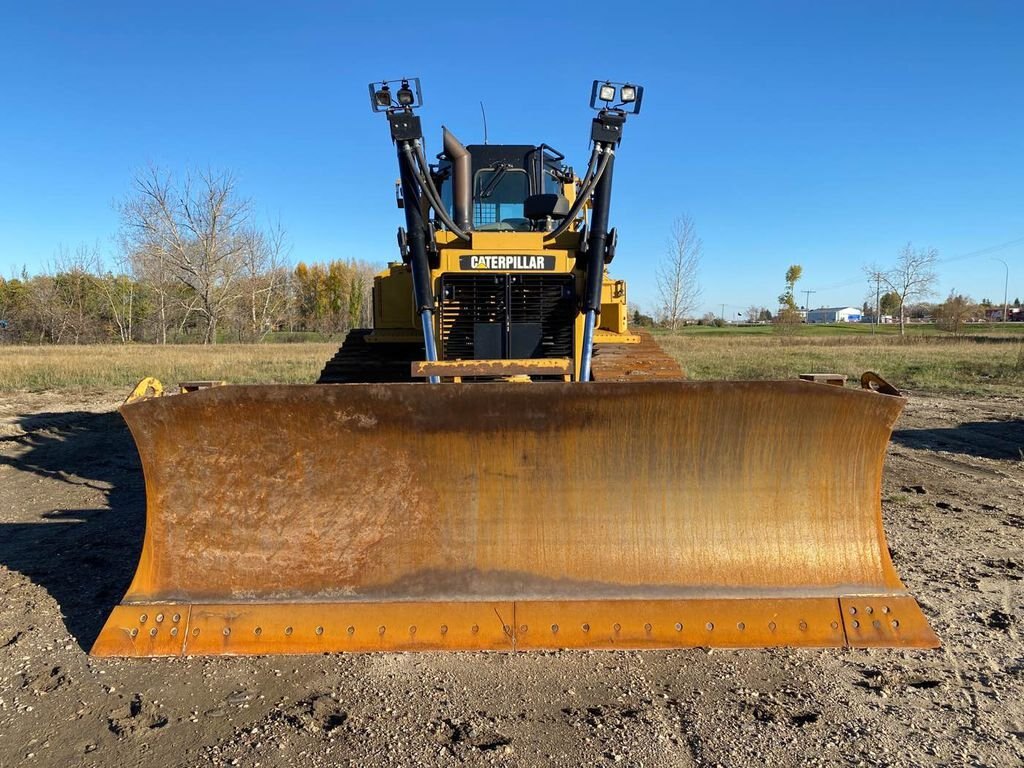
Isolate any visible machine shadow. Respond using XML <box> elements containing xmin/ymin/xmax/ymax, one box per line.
<box><xmin>892</xmin><ymin>419</ymin><xmax>1024</xmax><ymax>461</ymax></box>
<box><xmin>0</xmin><ymin>410</ymin><xmax>144</xmax><ymax>651</ymax></box>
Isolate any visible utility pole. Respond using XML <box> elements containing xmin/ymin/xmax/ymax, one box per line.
<box><xmin>992</xmin><ymin>257</ymin><xmax>1009</xmax><ymax>323</ymax></box>
<box><xmin>802</xmin><ymin>290</ymin><xmax>816</xmax><ymax>312</ymax></box>
<box><xmin>872</xmin><ymin>271</ymin><xmax>882</xmax><ymax>335</ymax></box>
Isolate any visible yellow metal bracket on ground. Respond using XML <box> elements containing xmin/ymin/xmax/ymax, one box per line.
<box><xmin>124</xmin><ymin>377</ymin><xmax>164</xmax><ymax>405</ymax></box>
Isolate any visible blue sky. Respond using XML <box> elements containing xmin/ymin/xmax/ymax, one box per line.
<box><xmin>1</xmin><ymin>1</ymin><xmax>1021</xmax><ymax>316</ymax></box>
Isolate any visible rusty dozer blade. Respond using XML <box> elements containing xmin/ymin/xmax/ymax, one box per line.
<box><xmin>92</xmin><ymin>380</ymin><xmax>938</xmax><ymax>656</ymax></box>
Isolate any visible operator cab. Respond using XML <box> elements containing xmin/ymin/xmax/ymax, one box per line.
<box><xmin>437</xmin><ymin>140</ymin><xmax>571</xmax><ymax>232</ymax></box>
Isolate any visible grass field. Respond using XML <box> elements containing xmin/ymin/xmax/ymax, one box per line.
<box><xmin>655</xmin><ymin>332</ymin><xmax>1023</xmax><ymax>394</ymax></box>
<box><xmin>663</xmin><ymin>321</ymin><xmax>1024</xmax><ymax>336</ymax></box>
<box><xmin>0</xmin><ymin>326</ymin><xmax>1022</xmax><ymax>394</ymax></box>
<box><xmin>0</xmin><ymin>342</ymin><xmax>338</xmax><ymax>391</ymax></box>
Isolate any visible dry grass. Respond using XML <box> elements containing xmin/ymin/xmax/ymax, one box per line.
<box><xmin>0</xmin><ymin>343</ymin><xmax>338</xmax><ymax>392</ymax></box>
<box><xmin>1</xmin><ymin>334</ymin><xmax>1021</xmax><ymax>395</ymax></box>
<box><xmin>656</xmin><ymin>332</ymin><xmax>1024</xmax><ymax>394</ymax></box>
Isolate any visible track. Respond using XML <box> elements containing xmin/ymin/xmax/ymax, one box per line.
<box><xmin>318</xmin><ymin>327</ymin><xmax>684</xmax><ymax>383</ymax></box>
<box><xmin>591</xmin><ymin>329</ymin><xmax>685</xmax><ymax>381</ymax></box>
<box><xmin>317</xmin><ymin>329</ymin><xmax>422</xmax><ymax>384</ymax></box>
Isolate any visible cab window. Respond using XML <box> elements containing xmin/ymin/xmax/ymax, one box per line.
<box><xmin>473</xmin><ymin>168</ymin><xmax>528</xmax><ymax>227</ymax></box>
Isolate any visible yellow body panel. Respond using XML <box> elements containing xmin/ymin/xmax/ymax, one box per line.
<box><xmin>599</xmin><ymin>278</ymin><xmax>629</xmax><ymax>334</ymax></box>
<box><xmin>371</xmin><ymin>229</ymin><xmax>636</xmax><ymax>380</ymax></box>
<box><xmin>372</xmin><ymin>266</ymin><xmax>416</xmax><ymax>331</ymax></box>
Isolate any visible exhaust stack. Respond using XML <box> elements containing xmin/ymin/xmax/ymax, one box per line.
<box><xmin>443</xmin><ymin>126</ymin><xmax>472</xmax><ymax>232</ymax></box>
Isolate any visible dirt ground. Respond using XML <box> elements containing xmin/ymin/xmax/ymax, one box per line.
<box><xmin>0</xmin><ymin>387</ymin><xmax>1021</xmax><ymax>767</ymax></box>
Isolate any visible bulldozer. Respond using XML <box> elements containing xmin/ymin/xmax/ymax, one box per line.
<box><xmin>91</xmin><ymin>79</ymin><xmax>938</xmax><ymax>656</ymax></box>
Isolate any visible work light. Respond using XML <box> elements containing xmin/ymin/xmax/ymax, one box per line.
<box><xmin>397</xmin><ymin>81</ymin><xmax>415</xmax><ymax>106</ymax></box>
<box><xmin>374</xmin><ymin>86</ymin><xmax>392</xmax><ymax>108</ymax></box>
<box><xmin>368</xmin><ymin>78</ymin><xmax>422</xmax><ymax>112</ymax></box>
<box><xmin>589</xmin><ymin>80</ymin><xmax>644</xmax><ymax>113</ymax></box>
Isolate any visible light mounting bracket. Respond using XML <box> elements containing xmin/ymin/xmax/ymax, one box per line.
<box><xmin>368</xmin><ymin>78</ymin><xmax>423</xmax><ymax>113</ymax></box>
<box><xmin>589</xmin><ymin>80</ymin><xmax>644</xmax><ymax>114</ymax></box>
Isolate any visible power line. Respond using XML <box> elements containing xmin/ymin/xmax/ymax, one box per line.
<box><xmin>815</xmin><ymin>276</ymin><xmax>867</xmax><ymax>291</ymax></box>
<box><xmin>938</xmin><ymin>235</ymin><xmax>1024</xmax><ymax>265</ymax></box>
<box><xmin>809</xmin><ymin>235</ymin><xmax>1024</xmax><ymax>295</ymax></box>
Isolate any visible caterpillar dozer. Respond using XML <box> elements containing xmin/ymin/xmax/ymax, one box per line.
<box><xmin>92</xmin><ymin>79</ymin><xmax>938</xmax><ymax>657</ymax></box>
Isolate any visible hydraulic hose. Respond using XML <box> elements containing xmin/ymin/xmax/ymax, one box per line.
<box><xmin>397</xmin><ymin>141</ymin><xmax>441</xmax><ymax>384</ymax></box>
<box><xmin>410</xmin><ymin>141</ymin><xmax>470</xmax><ymax>240</ymax></box>
<box><xmin>544</xmin><ymin>144</ymin><xmax>612</xmax><ymax>240</ymax></box>
<box><xmin>579</xmin><ymin>144</ymin><xmax>616</xmax><ymax>381</ymax></box>
<box><xmin>400</xmin><ymin>142</ymin><xmax>464</xmax><ymax>241</ymax></box>
<box><xmin>544</xmin><ymin>145</ymin><xmax>602</xmax><ymax>240</ymax></box>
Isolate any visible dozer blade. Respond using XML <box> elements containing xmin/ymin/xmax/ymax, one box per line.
<box><xmin>92</xmin><ymin>381</ymin><xmax>938</xmax><ymax>656</ymax></box>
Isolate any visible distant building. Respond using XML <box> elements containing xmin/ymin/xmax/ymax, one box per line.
<box><xmin>984</xmin><ymin>307</ymin><xmax>1023</xmax><ymax>322</ymax></box>
<box><xmin>806</xmin><ymin>306</ymin><xmax>862</xmax><ymax>323</ymax></box>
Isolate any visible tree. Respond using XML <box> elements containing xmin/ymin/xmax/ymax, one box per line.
<box><xmin>778</xmin><ymin>265</ymin><xmax>802</xmax><ymax>308</ymax></box>
<box><xmin>776</xmin><ymin>264</ymin><xmax>803</xmax><ymax>328</ymax></box>
<box><xmin>0</xmin><ymin>276</ymin><xmax>30</xmax><ymax>341</ymax></box>
<box><xmin>292</xmin><ymin>259</ymin><xmax>378</xmax><ymax>336</ymax></box>
<box><xmin>880</xmin><ymin>243</ymin><xmax>939</xmax><ymax>336</ymax></box>
<box><xmin>630</xmin><ymin>307</ymin><xmax>654</xmax><ymax>327</ymax></box>
<box><xmin>237</xmin><ymin>223</ymin><xmax>290</xmax><ymax>341</ymax></box>
<box><xmin>655</xmin><ymin>215</ymin><xmax>702</xmax><ymax>329</ymax></box>
<box><xmin>880</xmin><ymin>291</ymin><xmax>900</xmax><ymax>317</ymax></box>
<box><xmin>934</xmin><ymin>292</ymin><xmax>977</xmax><ymax>335</ymax></box>
<box><xmin>905</xmin><ymin>302</ymin><xmax>935</xmax><ymax>320</ymax></box>
<box><xmin>745</xmin><ymin>305</ymin><xmax>768</xmax><ymax>323</ymax></box>
<box><xmin>33</xmin><ymin>244</ymin><xmax>105</xmax><ymax>343</ymax></box>
<box><xmin>120</xmin><ymin>166</ymin><xmax>251</xmax><ymax>344</ymax></box>
<box><xmin>91</xmin><ymin>246</ymin><xmax>144</xmax><ymax>344</ymax></box>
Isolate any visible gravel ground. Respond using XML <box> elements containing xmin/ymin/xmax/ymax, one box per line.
<box><xmin>0</xmin><ymin>388</ymin><xmax>1021</xmax><ymax>767</ymax></box>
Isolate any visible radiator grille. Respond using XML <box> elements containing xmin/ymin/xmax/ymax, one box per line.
<box><xmin>439</xmin><ymin>274</ymin><xmax>575</xmax><ymax>360</ymax></box>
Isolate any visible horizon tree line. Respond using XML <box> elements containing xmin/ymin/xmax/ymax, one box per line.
<box><xmin>0</xmin><ymin>167</ymin><xmax>378</xmax><ymax>344</ymax></box>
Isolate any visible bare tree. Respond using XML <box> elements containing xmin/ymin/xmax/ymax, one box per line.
<box><xmin>123</xmin><ymin>239</ymin><xmax>172</xmax><ymax>343</ymax></box>
<box><xmin>863</xmin><ymin>263</ymin><xmax>906</xmax><ymax>325</ymax></box>
<box><xmin>656</xmin><ymin>215</ymin><xmax>702</xmax><ymax>329</ymax></box>
<box><xmin>35</xmin><ymin>244</ymin><xmax>99</xmax><ymax>343</ymax></box>
<box><xmin>880</xmin><ymin>243</ymin><xmax>939</xmax><ymax>336</ymax></box>
<box><xmin>238</xmin><ymin>222</ymin><xmax>291</xmax><ymax>341</ymax></box>
<box><xmin>120</xmin><ymin>166</ymin><xmax>250</xmax><ymax>343</ymax></box>
<box><xmin>745</xmin><ymin>305</ymin><xmax>768</xmax><ymax>323</ymax></box>
<box><xmin>93</xmin><ymin>248</ymin><xmax>138</xmax><ymax>344</ymax></box>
